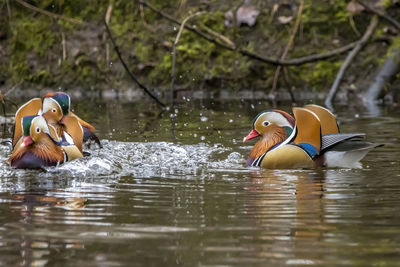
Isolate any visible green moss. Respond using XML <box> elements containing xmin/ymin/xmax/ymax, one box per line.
<box><xmin>0</xmin><ymin>0</ymin><xmax>396</xmax><ymax>93</ymax></box>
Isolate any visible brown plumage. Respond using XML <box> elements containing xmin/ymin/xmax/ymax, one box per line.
<box><xmin>10</xmin><ymin>138</ymin><xmax>64</xmax><ymax>165</ymax></box>
<box><xmin>249</xmin><ymin>125</ymin><xmax>286</xmax><ymax>160</ymax></box>
<box><xmin>9</xmin><ymin>116</ymin><xmax>66</xmax><ymax>168</ymax></box>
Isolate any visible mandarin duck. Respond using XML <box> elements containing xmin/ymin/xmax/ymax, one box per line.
<box><xmin>243</xmin><ymin>104</ymin><xmax>381</xmax><ymax>169</ymax></box>
<box><xmin>12</xmin><ymin>92</ymin><xmax>101</xmax><ymax>152</ymax></box>
<box><xmin>9</xmin><ymin>115</ymin><xmax>83</xmax><ymax>169</ymax></box>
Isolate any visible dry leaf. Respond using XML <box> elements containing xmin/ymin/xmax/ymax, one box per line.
<box><xmin>347</xmin><ymin>1</ymin><xmax>365</xmax><ymax>14</ymax></box>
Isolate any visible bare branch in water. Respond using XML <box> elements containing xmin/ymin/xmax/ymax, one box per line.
<box><xmin>325</xmin><ymin>16</ymin><xmax>379</xmax><ymax>109</ymax></box>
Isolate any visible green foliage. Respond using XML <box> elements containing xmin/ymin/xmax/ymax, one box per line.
<box><xmin>308</xmin><ymin>61</ymin><xmax>342</xmax><ymax>88</ymax></box>
<box><xmin>382</xmin><ymin>0</ymin><xmax>393</xmax><ymax>8</ymax></box>
<box><xmin>0</xmin><ymin>0</ymin><xmax>396</xmax><ymax>93</ymax></box>
<box><xmin>387</xmin><ymin>35</ymin><xmax>400</xmax><ymax>55</ymax></box>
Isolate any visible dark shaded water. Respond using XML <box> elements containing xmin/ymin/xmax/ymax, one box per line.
<box><xmin>0</xmin><ymin>99</ymin><xmax>399</xmax><ymax>266</ymax></box>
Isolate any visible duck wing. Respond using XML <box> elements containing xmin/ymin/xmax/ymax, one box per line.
<box><xmin>321</xmin><ymin>133</ymin><xmax>365</xmax><ymax>152</ymax></box>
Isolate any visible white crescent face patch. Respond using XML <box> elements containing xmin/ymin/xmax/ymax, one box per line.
<box><xmin>31</xmin><ymin>116</ymin><xmax>51</xmax><ymax>136</ymax></box>
<box><xmin>254</xmin><ymin>112</ymin><xmax>293</xmax><ymax>129</ymax></box>
<box><xmin>42</xmin><ymin>97</ymin><xmax>61</xmax><ymax>114</ymax></box>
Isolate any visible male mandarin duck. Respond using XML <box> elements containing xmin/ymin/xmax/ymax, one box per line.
<box><xmin>9</xmin><ymin>115</ymin><xmax>83</xmax><ymax>169</ymax></box>
<box><xmin>12</xmin><ymin>92</ymin><xmax>101</xmax><ymax>152</ymax></box>
<box><xmin>243</xmin><ymin>104</ymin><xmax>381</xmax><ymax>169</ymax></box>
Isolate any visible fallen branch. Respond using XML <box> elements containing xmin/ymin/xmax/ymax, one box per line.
<box><xmin>139</xmin><ymin>0</ymin><xmax>360</xmax><ymax>66</ymax></box>
<box><xmin>171</xmin><ymin>11</ymin><xmax>205</xmax><ymax>104</ymax></box>
<box><xmin>356</xmin><ymin>0</ymin><xmax>400</xmax><ymax>30</ymax></box>
<box><xmin>364</xmin><ymin>48</ymin><xmax>400</xmax><ymax>103</ymax></box>
<box><xmin>15</xmin><ymin>0</ymin><xmax>86</xmax><ymax>25</ymax></box>
<box><xmin>271</xmin><ymin>0</ymin><xmax>304</xmax><ymax>102</ymax></box>
<box><xmin>325</xmin><ymin>15</ymin><xmax>379</xmax><ymax>108</ymax></box>
<box><xmin>103</xmin><ymin>17</ymin><xmax>166</xmax><ymax>107</ymax></box>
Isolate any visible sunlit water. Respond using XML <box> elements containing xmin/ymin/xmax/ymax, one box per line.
<box><xmin>0</xmin><ymin>99</ymin><xmax>399</xmax><ymax>266</ymax></box>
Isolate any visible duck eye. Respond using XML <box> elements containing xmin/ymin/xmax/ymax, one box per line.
<box><xmin>263</xmin><ymin>121</ymin><xmax>270</xmax><ymax>126</ymax></box>
<box><xmin>36</xmin><ymin>127</ymin><xmax>40</xmax><ymax>133</ymax></box>
<box><xmin>52</xmin><ymin>108</ymin><xmax>57</xmax><ymax>113</ymax></box>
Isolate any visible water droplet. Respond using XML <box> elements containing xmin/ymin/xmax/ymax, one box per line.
<box><xmin>251</xmin><ymin>104</ymin><xmax>255</xmax><ymax>109</ymax></box>
<box><xmin>174</xmin><ymin>109</ymin><xmax>179</xmax><ymax>114</ymax></box>
<box><xmin>200</xmin><ymin>116</ymin><xmax>208</xmax><ymax>122</ymax></box>
<box><xmin>200</xmin><ymin>136</ymin><xmax>205</xmax><ymax>141</ymax></box>
<box><xmin>355</xmin><ymin>114</ymin><xmax>359</xmax><ymax>118</ymax></box>
<box><xmin>173</xmin><ymin>26</ymin><xmax>177</xmax><ymax>31</ymax></box>
<box><xmin>229</xmin><ymin>119</ymin><xmax>233</xmax><ymax>123</ymax></box>
<box><xmin>193</xmin><ymin>133</ymin><xmax>198</xmax><ymax>137</ymax></box>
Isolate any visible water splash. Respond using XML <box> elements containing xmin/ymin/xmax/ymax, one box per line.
<box><xmin>0</xmin><ymin>140</ymin><xmax>246</xmax><ymax>181</ymax></box>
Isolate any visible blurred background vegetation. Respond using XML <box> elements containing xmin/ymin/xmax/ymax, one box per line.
<box><xmin>0</xmin><ymin>0</ymin><xmax>399</xmax><ymax>101</ymax></box>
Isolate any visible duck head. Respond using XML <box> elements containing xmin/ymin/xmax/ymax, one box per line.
<box><xmin>21</xmin><ymin>115</ymin><xmax>62</xmax><ymax>148</ymax></box>
<box><xmin>41</xmin><ymin>92</ymin><xmax>71</xmax><ymax>135</ymax></box>
<box><xmin>9</xmin><ymin>115</ymin><xmax>64</xmax><ymax>169</ymax></box>
<box><xmin>243</xmin><ymin>110</ymin><xmax>296</xmax><ymax>166</ymax></box>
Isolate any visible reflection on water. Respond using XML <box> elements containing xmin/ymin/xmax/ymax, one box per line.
<box><xmin>0</xmin><ymin>100</ymin><xmax>399</xmax><ymax>266</ymax></box>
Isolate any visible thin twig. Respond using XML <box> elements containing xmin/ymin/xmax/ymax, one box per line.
<box><xmin>201</xmin><ymin>26</ymin><xmax>235</xmax><ymax>48</ymax></box>
<box><xmin>105</xmin><ymin>2</ymin><xmax>114</xmax><ymax>64</ymax></box>
<box><xmin>103</xmin><ymin>17</ymin><xmax>166</xmax><ymax>107</ymax></box>
<box><xmin>356</xmin><ymin>0</ymin><xmax>400</xmax><ymax>30</ymax></box>
<box><xmin>0</xmin><ymin>91</ymin><xmax>6</xmax><ymax>138</ymax></box>
<box><xmin>270</xmin><ymin>0</ymin><xmax>304</xmax><ymax>103</ymax></box>
<box><xmin>349</xmin><ymin>15</ymin><xmax>361</xmax><ymax>36</ymax></box>
<box><xmin>3</xmin><ymin>80</ymin><xmax>23</xmax><ymax>97</ymax></box>
<box><xmin>325</xmin><ymin>15</ymin><xmax>379</xmax><ymax>109</ymax></box>
<box><xmin>15</xmin><ymin>0</ymin><xmax>85</xmax><ymax>25</ymax></box>
<box><xmin>139</xmin><ymin>0</ymin><xmax>362</xmax><ymax>66</ymax></box>
<box><xmin>6</xmin><ymin>0</ymin><xmax>11</xmax><ymax>18</ymax></box>
<box><xmin>61</xmin><ymin>31</ymin><xmax>67</xmax><ymax>60</ymax></box>
<box><xmin>171</xmin><ymin>11</ymin><xmax>205</xmax><ymax>104</ymax></box>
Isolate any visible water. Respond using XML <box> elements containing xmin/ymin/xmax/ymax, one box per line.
<box><xmin>0</xmin><ymin>99</ymin><xmax>399</xmax><ymax>266</ymax></box>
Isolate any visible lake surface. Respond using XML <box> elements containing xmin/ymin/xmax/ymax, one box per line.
<box><xmin>0</xmin><ymin>98</ymin><xmax>399</xmax><ymax>266</ymax></box>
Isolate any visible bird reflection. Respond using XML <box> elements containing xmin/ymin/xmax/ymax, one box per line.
<box><xmin>245</xmin><ymin>169</ymin><xmax>334</xmax><ymax>263</ymax></box>
<box><xmin>9</xmin><ymin>191</ymin><xmax>86</xmax><ymax>267</ymax></box>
